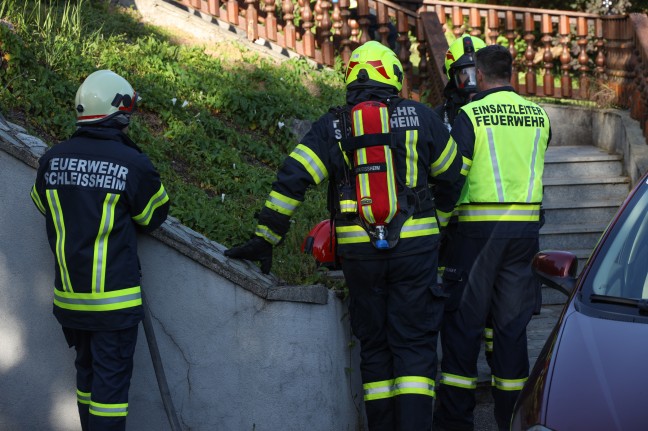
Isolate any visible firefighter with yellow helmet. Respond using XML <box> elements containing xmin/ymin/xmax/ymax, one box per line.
<box><xmin>225</xmin><ymin>41</ymin><xmax>464</xmax><ymax>430</ymax></box>
<box><xmin>436</xmin><ymin>34</ymin><xmax>487</xmax><ymax>131</ymax></box>
<box><xmin>31</xmin><ymin>70</ymin><xmax>169</xmax><ymax>431</ymax></box>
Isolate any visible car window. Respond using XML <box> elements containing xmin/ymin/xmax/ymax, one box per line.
<box><xmin>589</xmin><ymin>181</ymin><xmax>648</xmax><ymax>300</ymax></box>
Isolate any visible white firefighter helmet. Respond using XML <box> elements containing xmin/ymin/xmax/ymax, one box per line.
<box><xmin>75</xmin><ymin>70</ymin><xmax>138</xmax><ymax>126</ymax></box>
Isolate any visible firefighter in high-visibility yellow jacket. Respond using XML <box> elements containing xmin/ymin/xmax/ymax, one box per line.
<box><xmin>31</xmin><ymin>70</ymin><xmax>169</xmax><ymax>431</ymax></box>
<box><xmin>433</xmin><ymin>44</ymin><xmax>551</xmax><ymax>431</ymax></box>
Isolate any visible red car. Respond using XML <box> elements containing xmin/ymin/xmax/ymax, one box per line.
<box><xmin>511</xmin><ymin>171</ymin><xmax>648</xmax><ymax>431</ymax></box>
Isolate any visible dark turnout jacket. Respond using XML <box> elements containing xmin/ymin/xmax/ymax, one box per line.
<box><xmin>31</xmin><ymin>127</ymin><xmax>169</xmax><ymax>331</ymax></box>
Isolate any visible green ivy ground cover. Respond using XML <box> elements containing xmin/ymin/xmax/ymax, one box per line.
<box><xmin>0</xmin><ymin>0</ymin><xmax>346</xmax><ymax>284</ymax></box>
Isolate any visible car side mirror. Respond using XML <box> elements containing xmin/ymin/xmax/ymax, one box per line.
<box><xmin>532</xmin><ymin>250</ymin><xmax>578</xmax><ymax>296</ymax></box>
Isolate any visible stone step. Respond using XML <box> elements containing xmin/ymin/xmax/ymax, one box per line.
<box><xmin>539</xmin><ymin>222</ymin><xmax>607</xmax><ymax>250</ymax></box>
<box><xmin>542</xmin><ymin>198</ymin><xmax>621</xmax><ymax>224</ymax></box>
<box><xmin>543</xmin><ymin>154</ymin><xmax>623</xmax><ymax>179</ymax></box>
<box><xmin>542</xmin><ymin>175</ymin><xmax>630</xmax><ymax>202</ymax></box>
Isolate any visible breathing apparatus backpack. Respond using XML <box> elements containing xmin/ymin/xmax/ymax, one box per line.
<box><xmin>334</xmin><ymin>99</ymin><xmax>415</xmax><ymax>250</ymax></box>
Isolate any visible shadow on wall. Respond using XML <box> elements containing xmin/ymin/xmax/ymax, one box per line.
<box><xmin>0</xmin><ymin>119</ymin><xmax>365</xmax><ymax>430</ymax></box>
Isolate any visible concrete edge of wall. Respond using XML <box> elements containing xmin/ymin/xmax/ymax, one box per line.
<box><xmin>0</xmin><ymin>113</ymin><xmax>329</xmax><ymax>305</ymax></box>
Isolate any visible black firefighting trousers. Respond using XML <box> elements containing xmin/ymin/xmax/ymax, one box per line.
<box><xmin>63</xmin><ymin>325</ymin><xmax>138</xmax><ymax>431</ymax></box>
<box><xmin>434</xmin><ymin>233</ymin><xmax>538</xmax><ymax>431</ymax></box>
<box><xmin>342</xmin><ymin>250</ymin><xmax>446</xmax><ymax>431</ymax></box>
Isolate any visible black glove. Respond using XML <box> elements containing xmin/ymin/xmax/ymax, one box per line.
<box><xmin>224</xmin><ymin>236</ymin><xmax>273</xmax><ymax>274</ymax></box>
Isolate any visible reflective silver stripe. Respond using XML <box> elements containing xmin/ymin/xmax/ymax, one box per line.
<box><xmin>526</xmin><ymin>128</ymin><xmax>541</xmax><ymax>203</ymax></box>
<box><xmin>431</xmin><ymin>137</ymin><xmax>458</xmax><ymax>176</ymax></box>
<box><xmin>132</xmin><ymin>185</ymin><xmax>168</xmax><ymax>226</ymax></box>
<box><xmin>336</xmin><ymin>226</ymin><xmax>370</xmax><ymax>243</ymax></box>
<box><xmin>89</xmin><ymin>401</ymin><xmax>128</xmax><ymax>417</ymax></box>
<box><xmin>255</xmin><ymin>225</ymin><xmax>282</xmax><ymax>245</ymax></box>
<box><xmin>492</xmin><ymin>375</ymin><xmax>527</xmax><ymax>391</ymax></box>
<box><xmin>266</xmin><ymin>191</ymin><xmax>299</xmax><ymax>216</ymax></box>
<box><xmin>440</xmin><ymin>372</ymin><xmax>477</xmax><ymax>389</ymax></box>
<box><xmin>46</xmin><ymin>189</ymin><xmax>72</xmax><ymax>292</ymax></box>
<box><xmin>486</xmin><ymin>128</ymin><xmax>505</xmax><ymax>202</ymax></box>
<box><xmin>393</xmin><ymin>376</ymin><xmax>435</xmax><ymax>397</ymax></box>
<box><xmin>289</xmin><ymin>144</ymin><xmax>328</xmax><ymax>184</ymax></box>
<box><xmin>400</xmin><ymin>217</ymin><xmax>437</xmax><ymax>237</ymax></box>
<box><xmin>458</xmin><ymin>208</ymin><xmax>540</xmax><ymax>217</ymax></box>
<box><xmin>55</xmin><ymin>291</ymin><xmax>141</xmax><ymax>306</ymax></box>
<box><xmin>461</xmin><ymin>155</ymin><xmax>472</xmax><ymax>176</ymax></box>
<box><xmin>76</xmin><ymin>390</ymin><xmax>91</xmax><ymax>405</ymax></box>
<box><xmin>31</xmin><ymin>185</ymin><xmax>46</xmax><ymax>214</ymax></box>
<box><xmin>405</xmin><ymin>130</ymin><xmax>418</xmax><ymax>187</ymax></box>
<box><xmin>93</xmin><ymin>193</ymin><xmax>119</xmax><ymax>294</ymax></box>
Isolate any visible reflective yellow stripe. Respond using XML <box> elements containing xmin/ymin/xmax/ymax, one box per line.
<box><xmin>436</xmin><ymin>208</ymin><xmax>453</xmax><ymax>228</ymax></box>
<box><xmin>46</xmin><ymin>189</ymin><xmax>73</xmax><ymax>292</ymax></box>
<box><xmin>132</xmin><ymin>184</ymin><xmax>169</xmax><ymax>226</ymax></box>
<box><xmin>93</xmin><ymin>193</ymin><xmax>119</xmax><ymax>294</ymax></box>
<box><xmin>484</xmin><ymin>327</ymin><xmax>494</xmax><ymax>352</ymax></box>
<box><xmin>491</xmin><ymin>375</ymin><xmax>527</xmax><ymax>391</ymax></box>
<box><xmin>289</xmin><ymin>144</ymin><xmax>328</xmax><ymax>185</ymax></box>
<box><xmin>405</xmin><ymin>130</ymin><xmax>419</xmax><ymax>187</ymax></box>
<box><xmin>255</xmin><ymin>225</ymin><xmax>281</xmax><ymax>245</ymax></box>
<box><xmin>336</xmin><ymin>225</ymin><xmax>370</xmax><ymax>244</ymax></box>
<box><xmin>356</xmin><ymin>147</ymin><xmax>376</xmax><ymax>224</ymax></box>
<box><xmin>339</xmin><ymin>199</ymin><xmax>357</xmax><ymax>213</ymax></box>
<box><xmin>336</xmin><ymin>216</ymin><xmax>438</xmax><ymax>244</ymax></box>
<box><xmin>393</xmin><ymin>376</ymin><xmax>435</xmax><ymax>397</ymax></box>
<box><xmin>440</xmin><ymin>372</ymin><xmax>477</xmax><ymax>389</ymax></box>
<box><xmin>265</xmin><ymin>191</ymin><xmax>300</xmax><ymax>216</ymax></box>
<box><xmin>76</xmin><ymin>389</ymin><xmax>91</xmax><ymax>405</ymax></box>
<box><xmin>400</xmin><ymin>216</ymin><xmax>438</xmax><ymax>238</ymax></box>
<box><xmin>461</xmin><ymin>155</ymin><xmax>472</xmax><ymax>176</ymax></box>
<box><xmin>54</xmin><ymin>286</ymin><xmax>142</xmax><ymax>312</ymax></box>
<box><xmin>31</xmin><ymin>185</ymin><xmax>46</xmax><ymax>214</ymax></box>
<box><xmin>456</xmin><ymin>204</ymin><xmax>541</xmax><ymax>222</ymax></box>
<box><xmin>363</xmin><ymin>379</ymin><xmax>394</xmax><ymax>401</ymax></box>
<box><xmin>90</xmin><ymin>401</ymin><xmax>128</xmax><ymax>417</ymax></box>
<box><xmin>431</xmin><ymin>136</ymin><xmax>458</xmax><ymax>176</ymax></box>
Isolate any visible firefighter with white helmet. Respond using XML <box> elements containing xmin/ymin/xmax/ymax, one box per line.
<box><xmin>31</xmin><ymin>70</ymin><xmax>169</xmax><ymax>431</ymax></box>
<box><xmin>226</xmin><ymin>41</ymin><xmax>464</xmax><ymax>430</ymax></box>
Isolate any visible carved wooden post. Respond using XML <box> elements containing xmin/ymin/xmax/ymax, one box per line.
<box><xmin>208</xmin><ymin>0</ymin><xmax>219</xmax><ymax>17</ymax></box>
<box><xmin>350</xmin><ymin>19</ymin><xmax>360</xmax><ymax>42</ymax></box>
<box><xmin>314</xmin><ymin>0</ymin><xmax>323</xmax><ymax>41</ymax></box>
<box><xmin>595</xmin><ymin>18</ymin><xmax>606</xmax><ymax>76</ymax></box>
<box><xmin>541</xmin><ymin>14</ymin><xmax>554</xmax><ymax>97</ymax></box>
<box><xmin>397</xmin><ymin>10</ymin><xmax>412</xmax><ymax>98</ymax></box>
<box><xmin>338</xmin><ymin>0</ymin><xmax>352</xmax><ymax>64</ymax></box>
<box><xmin>282</xmin><ymin>0</ymin><xmax>296</xmax><ymax>49</ymax></box>
<box><xmin>435</xmin><ymin>4</ymin><xmax>447</xmax><ymax>35</ymax></box>
<box><xmin>300</xmin><ymin>0</ymin><xmax>315</xmax><ymax>58</ymax></box>
<box><xmin>376</xmin><ymin>2</ymin><xmax>390</xmax><ymax>47</ymax></box>
<box><xmin>577</xmin><ymin>17</ymin><xmax>590</xmax><ymax>99</ymax></box>
<box><xmin>227</xmin><ymin>0</ymin><xmax>239</xmax><ymax>26</ymax></box>
<box><xmin>559</xmin><ymin>15</ymin><xmax>572</xmax><ymax>97</ymax></box>
<box><xmin>601</xmin><ymin>14</ymin><xmax>634</xmax><ymax>107</ymax></box>
<box><xmin>469</xmin><ymin>7</ymin><xmax>481</xmax><ymax>38</ymax></box>
<box><xmin>320</xmin><ymin>0</ymin><xmax>334</xmax><ymax>66</ymax></box>
<box><xmin>191</xmin><ymin>0</ymin><xmax>200</xmax><ymax>8</ymax></box>
<box><xmin>357</xmin><ymin>0</ymin><xmax>371</xmax><ymax>44</ymax></box>
<box><xmin>265</xmin><ymin>0</ymin><xmax>277</xmax><ymax>41</ymax></box>
<box><xmin>452</xmin><ymin>6</ymin><xmax>464</xmax><ymax>39</ymax></box>
<box><xmin>332</xmin><ymin>0</ymin><xmax>342</xmax><ymax>46</ymax></box>
<box><xmin>523</xmin><ymin>12</ymin><xmax>537</xmax><ymax>95</ymax></box>
<box><xmin>417</xmin><ymin>16</ymin><xmax>428</xmax><ymax>96</ymax></box>
<box><xmin>245</xmin><ymin>0</ymin><xmax>259</xmax><ymax>41</ymax></box>
<box><xmin>487</xmin><ymin>9</ymin><xmax>499</xmax><ymax>46</ymax></box>
<box><xmin>506</xmin><ymin>11</ymin><xmax>518</xmax><ymax>91</ymax></box>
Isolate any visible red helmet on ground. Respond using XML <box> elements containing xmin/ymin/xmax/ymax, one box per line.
<box><xmin>301</xmin><ymin>219</ymin><xmax>339</xmax><ymax>269</ymax></box>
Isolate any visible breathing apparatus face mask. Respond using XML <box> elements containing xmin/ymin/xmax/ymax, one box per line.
<box><xmin>453</xmin><ymin>64</ymin><xmax>478</xmax><ymax>95</ymax></box>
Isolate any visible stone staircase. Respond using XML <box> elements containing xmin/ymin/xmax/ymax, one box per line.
<box><xmin>539</xmin><ymin>144</ymin><xmax>631</xmax><ymax>304</ymax></box>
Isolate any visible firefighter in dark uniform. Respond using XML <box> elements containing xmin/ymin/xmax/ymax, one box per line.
<box><xmin>30</xmin><ymin>70</ymin><xmax>170</xmax><ymax>431</ymax></box>
<box><xmin>433</xmin><ymin>45</ymin><xmax>551</xmax><ymax>431</ymax></box>
<box><xmin>225</xmin><ymin>41</ymin><xmax>463</xmax><ymax>430</ymax></box>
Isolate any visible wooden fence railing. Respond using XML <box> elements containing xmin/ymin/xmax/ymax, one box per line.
<box><xmin>172</xmin><ymin>0</ymin><xmax>648</xmax><ymax>141</ymax></box>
